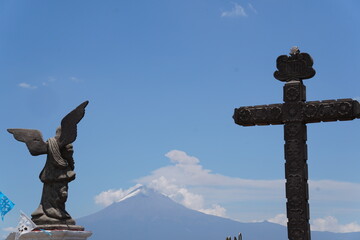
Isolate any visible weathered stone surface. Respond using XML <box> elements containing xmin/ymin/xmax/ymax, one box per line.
<box><xmin>7</xmin><ymin>101</ymin><xmax>89</xmax><ymax>228</ymax></box>
<box><xmin>274</xmin><ymin>46</ymin><xmax>315</xmax><ymax>82</ymax></box>
<box><xmin>6</xmin><ymin>230</ymin><xmax>92</xmax><ymax>240</ymax></box>
<box><xmin>233</xmin><ymin>48</ymin><xmax>360</xmax><ymax>240</ymax></box>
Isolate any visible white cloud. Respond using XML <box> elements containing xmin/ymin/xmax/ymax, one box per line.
<box><xmin>43</xmin><ymin>77</ymin><xmax>56</xmax><ymax>86</ymax></box>
<box><xmin>266</xmin><ymin>214</ymin><xmax>360</xmax><ymax>233</ymax></box>
<box><xmin>148</xmin><ymin>176</ymin><xmax>204</xmax><ymax>210</ymax></box>
<box><xmin>138</xmin><ymin>150</ymin><xmax>360</xmax><ymax>226</ymax></box>
<box><xmin>311</xmin><ymin>216</ymin><xmax>360</xmax><ymax>233</ymax></box>
<box><xmin>309</xmin><ymin>180</ymin><xmax>360</xmax><ymax>202</ymax></box>
<box><xmin>95</xmin><ymin>177</ymin><xmax>227</xmax><ymax>218</ymax></box>
<box><xmin>221</xmin><ymin>3</ymin><xmax>247</xmax><ymax>18</ymax></box>
<box><xmin>70</xmin><ymin>76</ymin><xmax>82</xmax><ymax>82</ymax></box>
<box><xmin>138</xmin><ymin>150</ymin><xmax>360</xmax><ymax>203</ymax></box>
<box><xmin>2</xmin><ymin>227</ymin><xmax>16</xmax><ymax>232</ymax></box>
<box><xmin>200</xmin><ymin>204</ymin><xmax>227</xmax><ymax>217</ymax></box>
<box><xmin>248</xmin><ymin>3</ymin><xmax>257</xmax><ymax>14</ymax></box>
<box><xmin>95</xmin><ymin>184</ymin><xmax>143</xmax><ymax>207</ymax></box>
<box><xmin>166</xmin><ymin>150</ymin><xmax>199</xmax><ymax>165</ymax></box>
<box><xmin>18</xmin><ymin>82</ymin><xmax>37</xmax><ymax>89</ymax></box>
<box><xmin>147</xmin><ymin>176</ymin><xmax>227</xmax><ymax>217</ymax></box>
<box><xmin>96</xmin><ymin>150</ymin><xmax>360</xmax><ymax>232</ymax></box>
<box><xmin>268</xmin><ymin>213</ymin><xmax>287</xmax><ymax>226</ymax></box>
<box><xmin>95</xmin><ymin>189</ymin><xmax>126</xmax><ymax>207</ymax></box>
<box><xmin>138</xmin><ymin>150</ymin><xmax>285</xmax><ymax>202</ymax></box>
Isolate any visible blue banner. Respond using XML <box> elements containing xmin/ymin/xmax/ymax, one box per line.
<box><xmin>0</xmin><ymin>192</ymin><xmax>15</xmax><ymax>220</ymax></box>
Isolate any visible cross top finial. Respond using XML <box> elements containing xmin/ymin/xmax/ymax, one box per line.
<box><xmin>274</xmin><ymin>47</ymin><xmax>316</xmax><ymax>82</ymax></box>
<box><xmin>290</xmin><ymin>46</ymin><xmax>300</xmax><ymax>56</ymax></box>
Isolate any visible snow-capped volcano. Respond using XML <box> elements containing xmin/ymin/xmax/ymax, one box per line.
<box><xmin>77</xmin><ymin>186</ymin><xmax>360</xmax><ymax>240</ymax></box>
<box><xmin>115</xmin><ymin>184</ymin><xmax>148</xmax><ymax>203</ymax></box>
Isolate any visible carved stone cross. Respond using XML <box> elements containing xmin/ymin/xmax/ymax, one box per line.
<box><xmin>233</xmin><ymin>47</ymin><xmax>360</xmax><ymax>240</ymax></box>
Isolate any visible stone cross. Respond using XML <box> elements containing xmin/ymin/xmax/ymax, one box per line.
<box><xmin>233</xmin><ymin>47</ymin><xmax>360</xmax><ymax>240</ymax></box>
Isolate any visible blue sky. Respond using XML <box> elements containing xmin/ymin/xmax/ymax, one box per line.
<box><xmin>1</xmin><ymin>0</ymin><xmax>360</xmax><ymax>238</ymax></box>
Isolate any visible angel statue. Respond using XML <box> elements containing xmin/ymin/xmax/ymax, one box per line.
<box><xmin>7</xmin><ymin>101</ymin><xmax>89</xmax><ymax>229</ymax></box>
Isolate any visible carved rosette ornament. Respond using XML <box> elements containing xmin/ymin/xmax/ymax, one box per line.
<box><xmin>233</xmin><ymin>47</ymin><xmax>360</xmax><ymax>240</ymax></box>
<box><xmin>233</xmin><ymin>104</ymin><xmax>283</xmax><ymax>126</ymax></box>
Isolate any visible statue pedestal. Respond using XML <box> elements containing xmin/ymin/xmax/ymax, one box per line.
<box><xmin>6</xmin><ymin>230</ymin><xmax>92</xmax><ymax>240</ymax></box>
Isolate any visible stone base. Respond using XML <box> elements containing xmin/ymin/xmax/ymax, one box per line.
<box><xmin>6</xmin><ymin>230</ymin><xmax>92</xmax><ymax>240</ymax></box>
<box><xmin>34</xmin><ymin>224</ymin><xmax>85</xmax><ymax>231</ymax></box>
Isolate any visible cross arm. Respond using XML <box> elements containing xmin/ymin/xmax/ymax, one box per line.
<box><xmin>303</xmin><ymin>98</ymin><xmax>360</xmax><ymax>123</ymax></box>
<box><xmin>233</xmin><ymin>103</ymin><xmax>283</xmax><ymax>126</ymax></box>
<box><xmin>233</xmin><ymin>99</ymin><xmax>360</xmax><ymax>127</ymax></box>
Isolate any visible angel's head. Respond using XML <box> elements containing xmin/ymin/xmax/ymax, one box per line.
<box><xmin>55</xmin><ymin>126</ymin><xmax>61</xmax><ymax>139</ymax></box>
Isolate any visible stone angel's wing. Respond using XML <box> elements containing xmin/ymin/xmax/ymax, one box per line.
<box><xmin>58</xmin><ymin>100</ymin><xmax>89</xmax><ymax>148</ymax></box>
<box><xmin>7</xmin><ymin>129</ymin><xmax>47</xmax><ymax>156</ymax></box>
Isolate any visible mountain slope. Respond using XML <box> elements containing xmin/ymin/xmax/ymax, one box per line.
<box><xmin>77</xmin><ymin>186</ymin><xmax>360</xmax><ymax>240</ymax></box>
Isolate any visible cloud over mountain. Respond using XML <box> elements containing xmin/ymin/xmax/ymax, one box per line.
<box><xmin>95</xmin><ymin>150</ymin><xmax>360</xmax><ymax>232</ymax></box>
<box><xmin>84</xmin><ymin>185</ymin><xmax>360</xmax><ymax>240</ymax></box>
